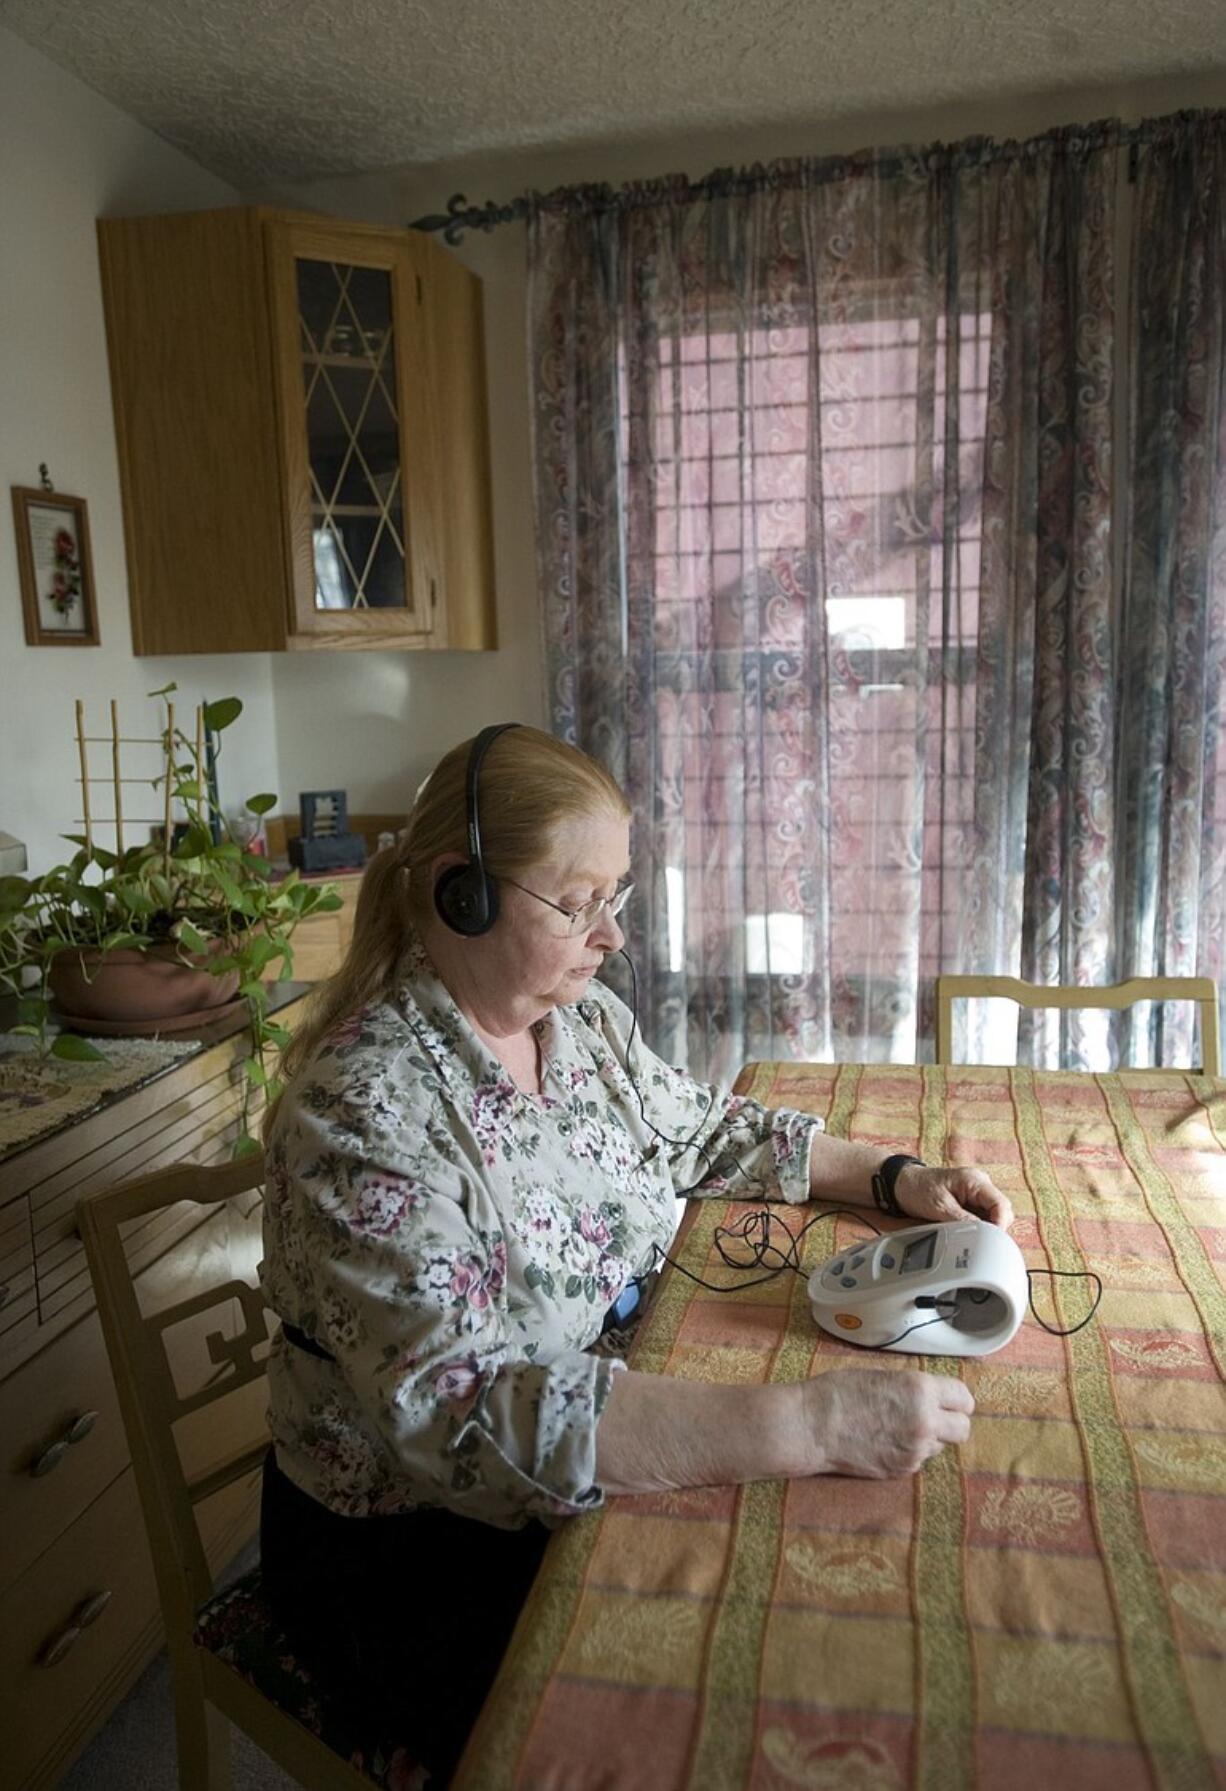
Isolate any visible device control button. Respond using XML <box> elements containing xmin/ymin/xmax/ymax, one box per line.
<box><xmin>840</xmin><ymin>1276</ymin><xmax>857</xmax><ymax>1288</ymax></box>
<box><xmin>835</xmin><ymin>1312</ymin><xmax>862</xmax><ymax>1329</ymax></box>
<box><xmin>830</xmin><ymin>1261</ymin><xmax>844</xmax><ymax>1275</ymax></box>
<box><xmin>881</xmin><ymin>1254</ymin><xmax>895</xmax><ymax>1269</ymax></box>
<box><xmin>849</xmin><ymin>1254</ymin><xmax>865</xmax><ymax>1269</ymax></box>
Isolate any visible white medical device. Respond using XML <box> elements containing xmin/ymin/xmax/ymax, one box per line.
<box><xmin>808</xmin><ymin>1219</ymin><xmax>1029</xmax><ymax>1357</ymax></box>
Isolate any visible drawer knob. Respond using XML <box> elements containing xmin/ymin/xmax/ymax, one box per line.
<box><xmin>38</xmin><ymin>1589</ymin><xmax>112</xmax><ymax>1667</ymax></box>
<box><xmin>29</xmin><ymin>1410</ymin><xmax>101</xmax><ymax>1477</ymax></box>
<box><xmin>40</xmin><ymin>1623</ymin><xmax>82</xmax><ymax>1668</ymax></box>
<box><xmin>76</xmin><ymin>1588</ymin><xmax>113</xmax><ymax>1627</ymax></box>
<box><xmin>30</xmin><ymin>1439</ymin><xmax>69</xmax><ymax>1478</ymax></box>
<box><xmin>65</xmin><ymin>1410</ymin><xmax>99</xmax><ymax>1446</ymax></box>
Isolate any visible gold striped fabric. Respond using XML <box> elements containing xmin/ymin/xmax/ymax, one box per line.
<box><xmin>455</xmin><ymin>1065</ymin><xmax>1226</xmax><ymax>1791</ymax></box>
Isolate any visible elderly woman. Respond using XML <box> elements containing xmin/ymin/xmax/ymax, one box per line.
<box><xmin>259</xmin><ymin>724</ymin><xmax>1012</xmax><ymax>1782</ymax></box>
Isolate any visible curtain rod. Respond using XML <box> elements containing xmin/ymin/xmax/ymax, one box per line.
<box><xmin>409</xmin><ymin>108</ymin><xmax>1221</xmax><ymax>244</ymax></box>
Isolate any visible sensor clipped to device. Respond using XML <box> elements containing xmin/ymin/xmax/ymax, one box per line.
<box><xmin>808</xmin><ymin>1218</ymin><xmax>1029</xmax><ymax>1357</ymax></box>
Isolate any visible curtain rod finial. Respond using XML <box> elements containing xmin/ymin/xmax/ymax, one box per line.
<box><xmin>410</xmin><ymin>192</ymin><xmax>532</xmax><ymax>244</ymax></box>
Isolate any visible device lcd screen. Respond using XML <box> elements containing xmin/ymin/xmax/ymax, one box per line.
<box><xmin>900</xmin><ymin>1232</ymin><xmax>937</xmax><ymax>1274</ymax></box>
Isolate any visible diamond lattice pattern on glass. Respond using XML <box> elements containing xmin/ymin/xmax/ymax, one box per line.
<box><xmin>297</xmin><ymin>259</ymin><xmax>407</xmax><ymax>611</ymax></box>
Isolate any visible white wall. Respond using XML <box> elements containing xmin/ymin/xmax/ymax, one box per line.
<box><xmin>3</xmin><ymin>33</ymin><xmax>1221</xmax><ymax>856</ymax></box>
<box><xmin>254</xmin><ymin>66</ymin><xmax>1225</xmax><ymax>811</ymax></box>
<box><xmin>0</xmin><ymin>27</ymin><xmax>280</xmax><ymax>874</ymax></box>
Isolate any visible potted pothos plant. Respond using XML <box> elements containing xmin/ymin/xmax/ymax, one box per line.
<box><xmin>0</xmin><ymin>684</ymin><xmax>341</xmax><ymax>1154</ymax></box>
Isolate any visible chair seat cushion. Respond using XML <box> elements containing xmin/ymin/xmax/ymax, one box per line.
<box><xmin>194</xmin><ymin>1569</ymin><xmax>429</xmax><ymax>1790</ymax></box>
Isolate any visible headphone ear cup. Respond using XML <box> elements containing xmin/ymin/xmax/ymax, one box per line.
<box><xmin>434</xmin><ymin>863</ymin><xmax>499</xmax><ymax>937</ymax></box>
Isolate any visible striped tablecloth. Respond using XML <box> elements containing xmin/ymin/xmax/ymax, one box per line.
<box><xmin>454</xmin><ymin>1064</ymin><xmax>1226</xmax><ymax>1791</ymax></box>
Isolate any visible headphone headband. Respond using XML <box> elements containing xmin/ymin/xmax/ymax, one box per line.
<box><xmin>465</xmin><ymin>722</ymin><xmax>519</xmax><ymax>870</ymax></box>
<box><xmin>434</xmin><ymin>722</ymin><xmax>521</xmax><ymax>936</ymax></box>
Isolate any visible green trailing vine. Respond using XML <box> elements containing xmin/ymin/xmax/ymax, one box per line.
<box><xmin>0</xmin><ymin>686</ymin><xmax>341</xmax><ymax>1155</ymax></box>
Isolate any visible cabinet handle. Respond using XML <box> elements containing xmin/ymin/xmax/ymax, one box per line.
<box><xmin>39</xmin><ymin>1622</ymin><xmax>82</xmax><ymax>1668</ymax></box>
<box><xmin>430</xmin><ymin>578</ymin><xmax>437</xmax><ymax>610</ymax></box>
<box><xmin>38</xmin><ymin>1588</ymin><xmax>112</xmax><ymax>1668</ymax></box>
<box><xmin>76</xmin><ymin>1588</ymin><xmax>113</xmax><ymax>1628</ymax></box>
<box><xmin>30</xmin><ymin>1440</ymin><xmax>69</xmax><ymax>1478</ymax></box>
<box><xmin>30</xmin><ymin>1410</ymin><xmax>101</xmax><ymax>1477</ymax></box>
<box><xmin>65</xmin><ymin>1410</ymin><xmax>99</xmax><ymax>1446</ymax></box>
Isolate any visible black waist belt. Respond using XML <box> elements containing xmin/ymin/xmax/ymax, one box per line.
<box><xmin>281</xmin><ymin>1277</ymin><xmax>649</xmax><ymax>1365</ymax></box>
<box><xmin>281</xmin><ymin>1320</ymin><xmax>337</xmax><ymax>1363</ymax></box>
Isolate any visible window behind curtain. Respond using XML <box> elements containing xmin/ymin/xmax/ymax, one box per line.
<box><xmin>628</xmin><ymin>306</ymin><xmax>993</xmax><ymax>1062</ymax></box>
<box><xmin>534</xmin><ymin>134</ymin><xmax>1127</xmax><ymax>1081</ymax></box>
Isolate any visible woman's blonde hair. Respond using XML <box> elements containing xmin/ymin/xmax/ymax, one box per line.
<box><xmin>267</xmin><ymin>726</ymin><xmax>628</xmax><ymax>1125</ymax></box>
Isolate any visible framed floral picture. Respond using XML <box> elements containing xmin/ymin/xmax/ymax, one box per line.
<box><xmin>11</xmin><ymin>485</ymin><xmax>100</xmax><ymax>646</ymax></box>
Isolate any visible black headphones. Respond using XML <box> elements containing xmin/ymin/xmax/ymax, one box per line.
<box><xmin>433</xmin><ymin>723</ymin><xmax>521</xmax><ymax>936</ymax></box>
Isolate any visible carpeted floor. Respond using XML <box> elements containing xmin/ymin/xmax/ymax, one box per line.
<box><xmin>59</xmin><ymin>1647</ymin><xmax>298</xmax><ymax>1790</ymax></box>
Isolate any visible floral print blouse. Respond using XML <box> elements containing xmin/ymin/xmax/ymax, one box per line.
<box><xmin>260</xmin><ymin>935</ymin><xmax>825</xmax><ymax>1528</ymax></box>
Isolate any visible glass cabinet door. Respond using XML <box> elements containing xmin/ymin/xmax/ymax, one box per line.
<box><xmin>268</xmin><ymin>222</ymin><xmax>435</xmax><ymax>641</ymax></box>
<box><xmin>297</xmin><ymin>258</ymin><xmax>406</xmax><ymax>611</ymax></box>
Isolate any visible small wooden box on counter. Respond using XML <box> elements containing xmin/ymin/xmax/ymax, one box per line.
<box><xmin>0</xmin><ymin>988</ymin><xmax>310</xmax><ymax>1791</ymax></box>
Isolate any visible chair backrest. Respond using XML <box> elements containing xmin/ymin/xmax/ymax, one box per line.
<box><xmin>77</xmin><ymin>1156</ymin><xmax>271</xmax><ymax>1646</ymax></box>
<box><xmin>934</xmin><ymin>975</ymin><xmax>1221</xmax><ymax>1076</ymax></box>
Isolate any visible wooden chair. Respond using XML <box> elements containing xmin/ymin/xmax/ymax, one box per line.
<box><xmin>77</xmin><ymin>1157</ymin><xmax>421</xmax><ymax>1791</ymax></box>
<box><xmin>934</xmin><ymin>974</ymin><xmax>1221</xmax><ymax>1076</ymax></box>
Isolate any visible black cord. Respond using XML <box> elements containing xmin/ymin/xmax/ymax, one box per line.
<box><xmin>651</xmin><ymin>1204</ymin><xmax>882</xmax><ymax>1291</ymax></box>
<box><xmin>870</xmin><ymin>1304</ymin><xmax>961</xmax><ymax>1350</ymax></box>
<box><xmin>612</xmin><ymin>951</ymin><xmax>1104</xmax><ymax>1342</ymax></box>
<box><xmin>652</xmin><ymin>1202</ymin><xmax>1105</xmax><ymax>1341</ymax></box>
<box><xmin>617</xmin><ymin>946</ymin><xmax>760</xmax><ymax>1196</ymax></box>
<box><xmin>1026</xmin><ymin>1266</ymin><xmax>1104</xmax><ymax>1337</ymax></box>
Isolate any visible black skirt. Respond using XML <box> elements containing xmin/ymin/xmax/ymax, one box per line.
<box><xmin>259</xmin><ymin>1451</ymin><xmax>550</xmax><ymax>1787</ymax></box>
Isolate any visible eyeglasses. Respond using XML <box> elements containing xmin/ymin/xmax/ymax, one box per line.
<box><xmin>503</xmin><ymin>877</ymin><xmax>634</xmax><ymax>935</ymax></box>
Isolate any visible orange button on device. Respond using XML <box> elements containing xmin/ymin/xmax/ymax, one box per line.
<box><xmin>835</xmin><ymin>1313</ymin><xmax>862</xmax><ymax>1330</ymax></box>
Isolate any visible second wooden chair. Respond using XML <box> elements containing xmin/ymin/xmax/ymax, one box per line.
<box><xmin>934</xmin><ymin>974</ymin><xmax>1220</xmax><ymax>1076</ymax></box>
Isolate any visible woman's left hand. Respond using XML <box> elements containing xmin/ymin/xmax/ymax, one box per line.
<box><xmin>894</xmin><ymin>1164</ymin><xmax>1014</xmax><ymax>1231</ymax></box>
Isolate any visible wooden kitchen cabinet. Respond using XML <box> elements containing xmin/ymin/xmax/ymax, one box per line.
<box><xmin>97</xmin><ymin>207</ymin><xmax>496</xmax><ymax>654</ymax></box>
<box><xmin>0</xmin><ymin>990</ymin><xmax>309</xmax><ymax>1789</ymax></box>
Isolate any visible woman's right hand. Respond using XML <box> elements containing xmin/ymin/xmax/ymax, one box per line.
<box><xmin>797</xmin><ymin>1368</ymin><xmax>974</xmax><ymax>1479</ymax></box>
<box><xmin>594</xmin><ymin>1363</ymin><xmax>973</xmax><ymax>1496</ymax></box>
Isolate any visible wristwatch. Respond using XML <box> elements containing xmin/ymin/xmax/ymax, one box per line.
<box><xmin>871</xmin><ymin>1152</ymin><xmax>925</xmax><ymax>1217</ymax></box>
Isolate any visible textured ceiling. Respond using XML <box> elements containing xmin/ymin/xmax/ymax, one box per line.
<box><xmin>2</xmin><ymin>0</ymin><xmax>1224</xmax><ymax>187</ymax></box>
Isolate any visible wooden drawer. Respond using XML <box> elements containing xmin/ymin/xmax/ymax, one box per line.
<box><xmin>29</xmin><ymin>1075</ymin><xmax>267</xmax><ymax>1339</ymax></box>
<box><xmin>35</xmin><ymin>1139</ymin><xmax>237</xmax><ymax>1336</ymax></box>
<box><xmin>0</xmin><ymin>994</ymin><xmax>302</xmax><ymax>1784</ymax></box>
<box><xmin>0</xmin><ymin>1467</ymin><xmax>159</xmax><ymax>1791</ymax></box>
<box><xmin>0</xmin><ymin>1460</ymin><xmax>263</xmax><ymax>1791</ymax></box>
<box><xmin>0</xmin><ymin>1312</ymin><xmax>128</xmax><ymax>1596</ymax></box>
<box><xmin>1</xmin><ymin>1189</ymin><xmax>267</xmax><ymax>1596</ymax></box>
<box><xmin>0</xmin><ymin>1196</ymin><xmax>37</xmax><ymax>1354</ymax></box>
<box><xmin>0</xmin><ymin>991</ymin><xmax>307</xmax><ymax>1375</ymax></box>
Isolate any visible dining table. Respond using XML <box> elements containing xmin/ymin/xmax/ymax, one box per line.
<box><xmin>453</xmin><ymin>1061</ymin><xmax>1226</xmax><ymax>1791</ymax></box>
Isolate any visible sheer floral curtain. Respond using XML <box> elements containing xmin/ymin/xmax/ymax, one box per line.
<box><xmin>1117</xmin><ymin>112</ymin><xmax>1226</xmax><ymax>1069</ymax></box>
<box><xmin>528</xmin><ymin>128</ymin><xmax>1119</xmax><ymax>1083</ymax></box>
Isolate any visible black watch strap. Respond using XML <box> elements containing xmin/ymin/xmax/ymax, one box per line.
<box><xmin>871</xmin><ymin>1152</ymin><xmax>925</xmax><ymax>1217</ymax></box>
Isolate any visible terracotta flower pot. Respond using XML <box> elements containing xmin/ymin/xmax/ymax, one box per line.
<box><xmin>49</xmin><ymin>940</ymin><xmax>240</xmax><ymax>1028</ymax></box>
